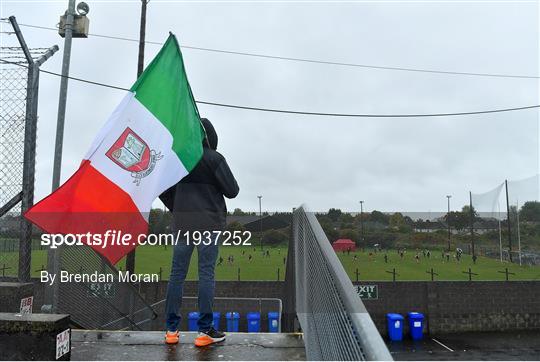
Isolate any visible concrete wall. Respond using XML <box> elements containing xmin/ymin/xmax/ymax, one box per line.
<box><xmin>137</xmin><ymin>280</ymin><xmax>540</xmax><ymax>334</ymax></box>
<box><xmin>355</xmin><ymin>281</ymin><xmax>540</xmax><ymax>334</ymax></box>
<box><xmin>30</xmin><ymin>279</ymin><xmax>540</xmax><ymax>334</ymax></box>
<box><xmin>0</xmin><ymin>282</ymin><xmax>33</xmax><ymax>313</ymax></box>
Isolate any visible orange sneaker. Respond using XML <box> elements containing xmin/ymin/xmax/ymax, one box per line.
<box><xmin>165</xmin><ymin>330</ymin><xmax>179</xmax><ymax>344</ymax></box>
<box><xmin>194</xmin><ymin>328</ymin><xmax>226</xmax><ymax>347</ymax></box>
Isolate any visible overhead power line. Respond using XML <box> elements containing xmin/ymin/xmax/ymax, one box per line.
<box><xmin>193</xmin><ymin>101</ymin><xmax>540</xmax><ymax>118</ymax></box>
<box><xmin>3</xmin><ymin>20</ymin><xmax>539</xmax><ymax>80</ymax></box>
<box><xmin>1</xmin><ymin>58</ymin><xmax>539</xmax><ymax>118</ymax></box>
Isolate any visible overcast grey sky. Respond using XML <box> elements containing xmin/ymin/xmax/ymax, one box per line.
<box><xmin>1</xmin><ymin>0</ymin><xmax>539</xmax><ymax>213</ymax></box>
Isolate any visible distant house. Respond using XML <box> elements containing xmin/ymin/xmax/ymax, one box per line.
<box><xmin>226</xmin><ymin>214</ymin><xmax>290</xmax><ymax>232</ymax></box>
<box><xmin>332</xmin><ymin>239</ymin><xmax>356</xmax><ymax>252</ymax></box>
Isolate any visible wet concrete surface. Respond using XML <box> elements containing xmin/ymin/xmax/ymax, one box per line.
<box><xmin>387</xmin><ymin>331</ymin><xmax>540</xmax><ymax>360</ymax></box>
<box><xmin>71</xmin><ymin>329</ymin><xmax>540</xmax><ymax>360</ymax></box>
<box><xmin>71</xmin><ymin>330</ymin><xmax>306</xmax><ymax>361</ymax></box>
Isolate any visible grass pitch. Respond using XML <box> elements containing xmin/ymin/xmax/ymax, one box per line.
<box><xmin>11</xmin><ymin>242</ymin><xmax>540</xmax><ymax>281</ymax></box>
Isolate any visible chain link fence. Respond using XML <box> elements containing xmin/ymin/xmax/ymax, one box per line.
<box><xmin>0</xmin><ymin>50</ymin><xmax>30</xmax><ymax>280</ymax></box>
<box><xmin>0</xmin><ymin>18</ymin><xmax>58</xmax><ymax>282</ymax></box>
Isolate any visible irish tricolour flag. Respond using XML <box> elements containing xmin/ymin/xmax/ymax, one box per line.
<box><xmin>25</xmin><ymin>34</ymin><xmax>203</xmax><ymax>264</ymax></box>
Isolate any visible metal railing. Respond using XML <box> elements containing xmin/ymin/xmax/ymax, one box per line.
<box><xmin>290</xmin><ymin>206</ymin><xmax>392</xmax><ymax>361</ymax></box>
<box><xmin>148</xmin><ymin>296</ymin><xmax>282</xmax><ymax>332</ymax></box>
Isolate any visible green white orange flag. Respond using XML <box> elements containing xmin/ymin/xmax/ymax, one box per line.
<box><xmin>25</xmin><ymin>34</ymin><xmax>204</xmax><ymax>264</ymax></box>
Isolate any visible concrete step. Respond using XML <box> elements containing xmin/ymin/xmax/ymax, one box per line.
<box><xmin>71</xmin><ymin>330</ymin><xmax>306</xmax><ymax>361</ymax></box>
<box><xmin>0</xmin><ymin>312</ymin><xmax>71</xmax><ymax>360</ymax></box>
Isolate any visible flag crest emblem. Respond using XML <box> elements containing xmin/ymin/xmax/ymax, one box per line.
<box><xmin>106</xmin><ymin>127</ymin><xmax>163</xmax><ymax>185</ymax></box>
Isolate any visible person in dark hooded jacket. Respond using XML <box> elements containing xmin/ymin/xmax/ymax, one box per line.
<box><xmin>162</xmin><ymin>118</ymin><xmax>239</xmax><ymax>346</ymax></box>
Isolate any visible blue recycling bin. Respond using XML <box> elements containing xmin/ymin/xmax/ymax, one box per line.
<box><xmin>226</xmin><ymin>312</ymin><xmax>240</xmax><ymax>332</ymax></box>
<box><xmin>407</xmin><ymin>312</ymin><xmax>424</xmax><ymax>340</ymax></box>
<box><xmin>268</xmin><ymin>312</ymin><xmax>280</xmax><ymax>333</ymax></box>
<box><xmin>247</xmin><ymin>312</ymin><xmax>261</xmax><ymax>333</ymax></box>
<box><xmin>188</xmin><ymin>312</ymin><xmax>199</xmax><ymax>332</ymax></box>
<box><xmin>386</xmin><ymin>313</ymin><xmax>404</xmax><ymax>341</ymax></box>
<box><xmin>213</xmin><ymin>312</ymin><xmax>221</xmax><ymax>330</ymax></box>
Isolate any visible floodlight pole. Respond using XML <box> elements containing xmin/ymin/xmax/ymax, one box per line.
<box><xmin>258</xmin><ymin>195</ymin><xmax>263</xmax><ymax>250</ymax></box>
<box><xmin>469</xmin><ymin>191</ymin><xmax>475</xmax><ymax>258</ymax></box>
<box><xmin>446</xmin><ymin>195</ymin><xmax>451</xmax><ymax>251</ymax></box>
<box><xmin>51</xmin><ymin>0</ymin><xmax>76</xmax><ymax>191</ymax></box>
<box><xmin>359</xmin><ymin>201</ymin><xmax>364</xmax><ymax>246</ymax></box>
<box><xmin>516</xmin><ymin>199</ymin><xmax>522</xmax><ymax>266</ymax></box>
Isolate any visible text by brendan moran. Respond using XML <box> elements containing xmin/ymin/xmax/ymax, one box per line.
<box><xmin>40</xmin><ymin>270</ymin><xmax>159</xmax><ymax>285</ymax></box>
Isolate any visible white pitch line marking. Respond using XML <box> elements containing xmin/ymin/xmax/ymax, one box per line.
<box><xmin>432</xmin><ymin>338</ymin><xmax>454</xmax><ymax>352</ymax></box>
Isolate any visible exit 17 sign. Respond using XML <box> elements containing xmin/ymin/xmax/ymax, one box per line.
<box><xmin>355</xmin><ymin>285</ymin><xmax>378</xmax><ymax>300</ymax></box>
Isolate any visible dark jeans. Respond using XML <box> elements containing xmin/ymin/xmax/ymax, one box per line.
<box><xmin>165</xmin><ymin>236</ymin><xmax>219</xmax><ymax>332</ymax></box>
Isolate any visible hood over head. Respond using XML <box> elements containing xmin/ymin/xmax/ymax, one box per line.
<box><xmin>201</xmin><ymin>118</ymin><xmax>218</xmax><ymax>150</ymax></box>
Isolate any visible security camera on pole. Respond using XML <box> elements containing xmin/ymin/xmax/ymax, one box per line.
<box><xmin>46</xmin><ymin>0</ymin><xmax>89</xmax><ymax>313</ymax></box>
<box><xmin>52</xmin><ymin>1</ymin><xmax>90</xmax><ymax>190</ymax></box>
